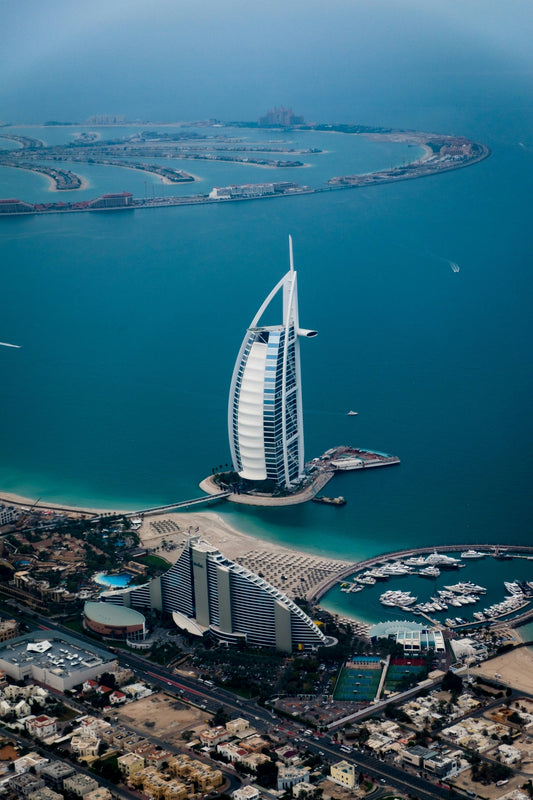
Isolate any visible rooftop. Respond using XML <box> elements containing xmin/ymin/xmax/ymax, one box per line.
<box><xmin>0</xmin><ymin>632</ymin><xmax>113</xmax><ymax>675</ymax></box>
<box><xmin>84</xmin><ymin>601</ymin><xmax>146</xmax><ymax>627</ymax></box>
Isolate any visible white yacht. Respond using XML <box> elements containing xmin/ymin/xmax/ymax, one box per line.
<box><xmin>461</xmin><ymin>549</ymin><xmax>486</xmax><ymax>559</ymax></box>
<box><xmin>419</xmin><ymin>565</ymin><xmax>441</xmax><ymax>578</ymax></box>
<box><xmin>424</xmin><ymin>551</ymin><xmax>461</xmax><ymax>568</ymax></box>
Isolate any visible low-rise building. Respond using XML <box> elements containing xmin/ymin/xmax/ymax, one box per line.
<box><xmin>226</xmin><ymin>717</ymin><xmax>251</xmax><ymax>736</ymax></box>
<box><xmin>441</xmin><ymin>717</ymin><xmax>504</xmax><ymax>752</ymax></box>
<box><xmin>109</xmin><ymin>689</ymin><xmax>126</xmax><ymax>704</ymax></box>
<box><xmin>450</xmin><ymin>638</ymin><xmax>488</xmax><ymax>662</ymax></box>
<box><xmin>233</xmin><ymin>787</ymin><xmax>260</xmax><ymax>800</ymax></box>
<box><xmin>240</xmin><ymin>734</ymin><xmax>269</xmax><ymax>752</ymax></box>
<box><xmin>84</xmin><ymin>602</ymin><xmax>147</xmax><ymax>642</ymax></box>
<box><xmin>166</xmin><ymin>753</ymin><xmax>223</xmax><ymax>791</ymax></box>
<box><xmin>8</xmin><ymin>772</ymin><xmax>46</xmax><ymax>797</ymax></box>
<box><xmin>209</xmin><ymin>183</ymin><xmax>276</xmax><ymax>200</ymax></box>
<box><xmin>241</xmin><ymin>752</ymin><xmax>271</xmax><ymax>772</ymax></box>
<box><xmin>401</xmin><ymin>745</ymin><xmax>437</xmax><ymax>767</ymax></box>
<box><xmin>40</xmin><ymin>761</ymin><xmax>75</xmax><ymax>789</ymax></box>
<box><xmin>73</xmin><ymin>715</ymin><xmax>112</xmax><ymax>738</ymax></box>
<box><xmin>277</xmin><ymin>764</ymin><xmax>310</xmax><ymax>790</ymax></box>
<box><xmin>26</xmin><ymin>714</ymin><xmax>57</xmax><ymax>740</ymax></box>
<box><xmin>293</xmin><ymin>783</ymin><xmax>319</xmax><ymax>799</ymax></box>
<box><xmin>85</xmin><ymin>788</ymin><xmax>113</xmax><ymax>800</ymax></box>
<box><xmin>199</xmin><ymin>725</ymin><xmax>231</xmax><ymax>747</ymax></box>
<box><xmin>122</xmin><ymin>682</ymin><xmax>152</xmax><ymax>700</ymax></box>
<box><xmin>13</xmin><ymin>751</ymin><xmax>49</xmax><ymax>774</ymax></box>
<box><xmin>217</xmin><ymin>742</ymin><xmax>248</xmax><ymax>763</ymax></box>
<box><xmin>131</xmin><ymin>766</ymin><xmax>189</xmax><ymax>800</ymax></box>
<box><xmin>498</xmin><ymin>744</ymin><xmax>522</xmax><ymax>765</ymax></box>
<box><xmin>330</xmin><ymin>760</ymin><xmax>357</xmax><ymax>789</ymax></box>
<box><xmin>70</xmin><ymin>732</ymin><xmax>100</xmax><ymax>759</ymax></box>
<box><xmin>423</xmin><ymin>752</ymin><xmax>459</xmax><ymax>778</ymax></box>
<box><xmin>0</xmin><ymin>618</ymin><xmax>19</xmax><ymax>642</ymax></box>
<box><xmin>0</xmin><ymin>633</ymin><xmax>117</xmax><ymax>692</ymax></box>
<box><xmin>27</xmin><ymin>787</ymin><xmax>64</xmax><ymax>800</ymax></box>
<box><xmin>16</xmin><ymin>754</ymin><xmax>49</xmax><ymax>777</ymax></box>
<box><xmin>117</xmin><ymin>752</ymin><xmax>145</xmax><ymax>780</ymax></box>
<box><xmin>87</xmin><ymin>192</ymin><xmax>133</xmax><ymax>209</ymax></box>
<box><xmin>63</xmin><ymin>772</ymin><xmax>99</xmax><ymax>797</ymax></box>
<box><xmin>274</xmin><ymin>744</ymin><xmax>300</xmax><ymax>764</ymax></box>
<box><xmin>14</xmin><ymin>698</ymin><xmax>31</xmax><ymax>717</ymax></box>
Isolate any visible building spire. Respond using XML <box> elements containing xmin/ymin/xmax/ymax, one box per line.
<box><xmin>289</xmin><ymin>234</ymin><xmax>294</xmax><ymax>272</ymax></box>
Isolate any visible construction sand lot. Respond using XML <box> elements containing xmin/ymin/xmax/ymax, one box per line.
<box><xmin>116</xmin><ymin>692</ymin><xmax>209</xmax><ymax>745</ymax></box>
<box><xmin>471</xmin><ymin>646</ymin><xmax>533</xmax><ymax>695</ymax></box>
<box><xmin>450</xmin><ymin>767</ymin><xmax>526</xmax><ymax>799</ymax></box>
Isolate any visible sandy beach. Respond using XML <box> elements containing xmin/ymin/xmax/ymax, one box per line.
<box><xmin>0</xmin><ymin>163</ymin><xmax>90</xmax><ymax>193</ymax></box>
<box><xmin>0</xmin><ymin>489</ymin><xmax>129</xmax><ymax>517</ymax></box>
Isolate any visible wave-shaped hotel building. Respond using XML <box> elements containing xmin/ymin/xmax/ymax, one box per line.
<box><xmin>101</xmin><ymin>537</ymin><xmax>327</xmax><ymax>651</ymax></box>
<box><xmin>228</xmin><ymin>236</ymin><xmax>316</xmax><ymax>489</ymax></box>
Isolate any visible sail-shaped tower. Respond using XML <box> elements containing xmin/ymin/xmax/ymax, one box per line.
<box><xmin>228</xmin><ymin>237</ymin><xmax>316</xmax><ymax>489</ymax></box>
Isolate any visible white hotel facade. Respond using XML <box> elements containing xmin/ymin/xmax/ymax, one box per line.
<box><xmin>228</xmin><ymin>237</ymin><xmax>316</xmax><ymax>489</ymax></box>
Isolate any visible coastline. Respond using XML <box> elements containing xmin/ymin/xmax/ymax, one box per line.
<box><xmin>47</xmin><ymin>173</ymin><xmax>90</xmax><ymax>192</ymax></box>
<box><xmin>0</xmin><ymin>485</ymin><xmax>343</xmax><ymax>560</ymax></box>
<box><xmin>0</xmin><ymin>489</ymin><xmax>129</xmax><ymax>517</ymax></box>
<box><xmin>0</xmin><ymin>163</ymin><xmax>89</xmax><ymax>193</ymax></box>
<box><xmin>100</xmin><ymin>161</ymin><xmax>196</xmax><ymax>185</ymax></box>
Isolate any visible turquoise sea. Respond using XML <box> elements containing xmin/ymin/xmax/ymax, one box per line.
<box><xmin>1</xmin><ymin>108</ymin><xmax>532</xmax><ymax>621</ymax></box>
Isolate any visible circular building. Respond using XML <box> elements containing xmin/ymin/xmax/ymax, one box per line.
<box><xmin>83</xmin><ymin>601</ymin><xmax>146</xmax><ymax>642</ymax></box>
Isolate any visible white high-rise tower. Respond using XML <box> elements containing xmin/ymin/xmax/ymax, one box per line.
<box><xmin>228</xmin><ymin>237</ymin><xmax>317</xmax><ymax>489</ymax></box>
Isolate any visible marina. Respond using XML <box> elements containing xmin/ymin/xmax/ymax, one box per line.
<box><xmin>324</xmin><ymin>547</ymin><xmax>533</xmax><ymax>631</ymax></box>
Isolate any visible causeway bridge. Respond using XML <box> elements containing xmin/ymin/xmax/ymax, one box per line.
<box><xmin>124</xmin><ymin>491</ymin><xmax>231</xmax><ymax>517</ymax></box>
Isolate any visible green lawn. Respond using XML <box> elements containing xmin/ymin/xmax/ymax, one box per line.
<box><xmin>134</xmin><ymin>554</ymin><xmax>172</xmax><ymax>569</ymax></box>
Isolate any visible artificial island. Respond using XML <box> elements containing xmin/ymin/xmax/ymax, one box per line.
<box><xmin>0</xmin><ymin>110</ymin><xmax>490</xmax><ymax>216</ymax></box>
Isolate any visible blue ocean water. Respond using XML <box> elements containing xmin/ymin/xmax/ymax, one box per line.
<box><xmin>0</xmin><ymin>110</ymin><xmax>532</xmax><ymax>592</ymax></box>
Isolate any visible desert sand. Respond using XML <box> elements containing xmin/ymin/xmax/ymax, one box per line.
<box><xmin>471</xmin><ymin>645</ymin><xmax>533</xmax><ymax>695</ymax></box>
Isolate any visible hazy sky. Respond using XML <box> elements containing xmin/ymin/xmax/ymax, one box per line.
<box><xmin>1</xmin><ymin>0</ymin><xmax>532</xmax><ymax>125</ymax></box>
